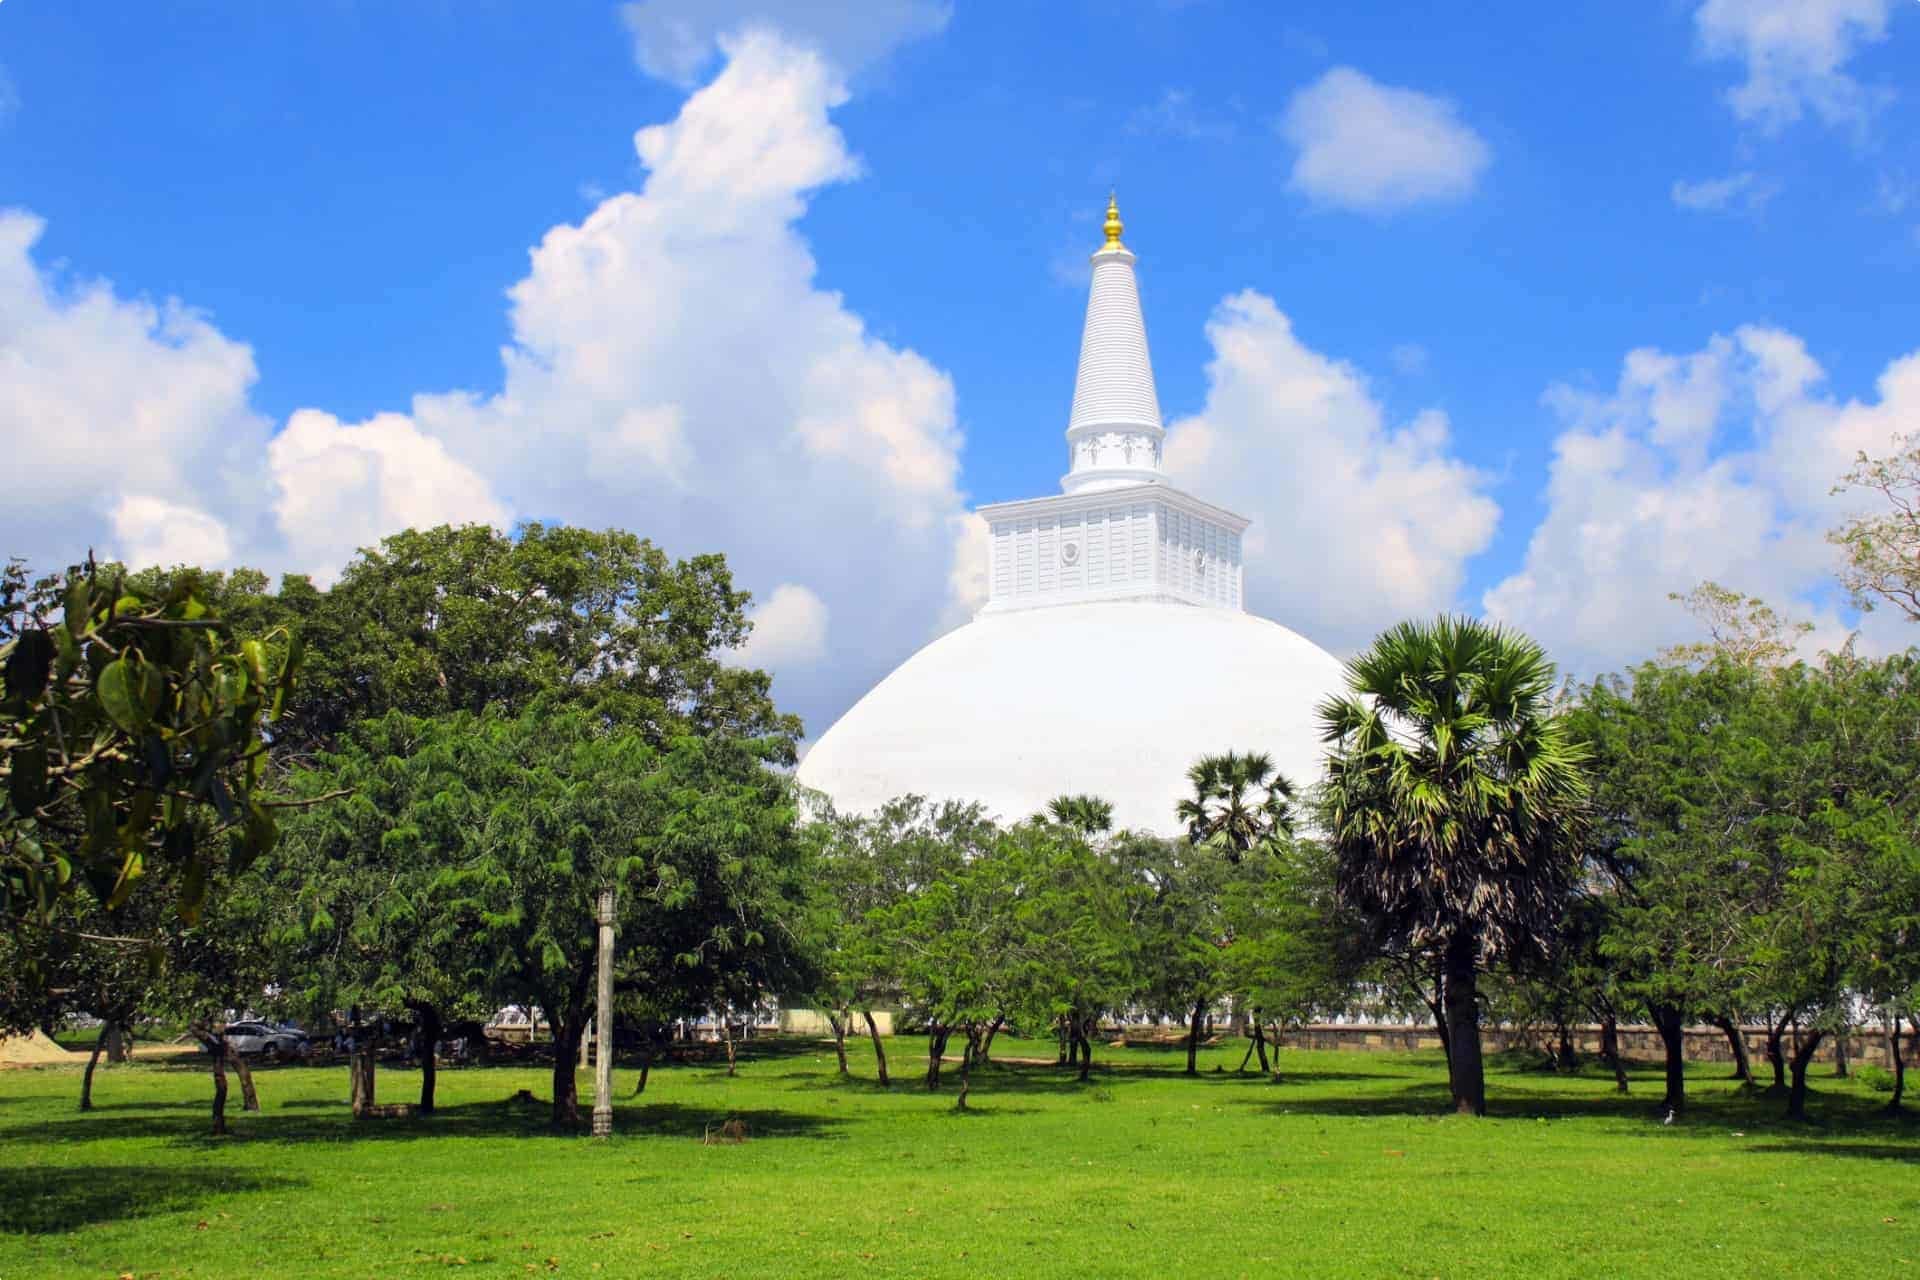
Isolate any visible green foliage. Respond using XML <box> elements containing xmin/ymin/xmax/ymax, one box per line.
<box><xmin>0</xmin><ymin>557</ymin><xmax>299</xmax><ymax>925</ymax></box>
<box><xmin>1318</xmin><ymin>616</ymin><xmax>1589</xmax><ymax>965</ymax></box>
<box><xmin>268</xmin><ymin>523</ymin><xmax>801</xmax><ymax>761</ymax></box>
<box><xmin>1175</xmin><ymin>751</ymin><xmax>1294</xmax><ymax>861</ymax></box>
<box><xmin>1829</xmin><ymin>430</ymin><xmax>1920</xmax><ymax>622</ymax></box>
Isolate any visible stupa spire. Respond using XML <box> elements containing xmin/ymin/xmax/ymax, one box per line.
<box><xmin>1063</xmin><ymin>192</ymin><xmax>1164</xmax><ymax>495</ymax></box>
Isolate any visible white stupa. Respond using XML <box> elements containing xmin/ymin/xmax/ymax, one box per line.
<box><xmin>798</xmin><ymin>198</ymin><xmax>1347</xmax><ymax>834</ymax></box>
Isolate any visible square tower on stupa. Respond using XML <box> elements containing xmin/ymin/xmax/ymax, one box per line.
<box><xmin>976</xmin><ymin>195</ymin><xmax>1249</xmax><ymax>615</ymax></box>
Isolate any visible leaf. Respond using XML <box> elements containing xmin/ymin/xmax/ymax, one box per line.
<box><xmin>178</xmin><ymin>858</ymin><xmax>207</xmax><ymax>926</ymax></box>
<box><xmin>106</xmin><ymin>848</ymin><xmax>144</xmax><ymax>910</ymax></box>
<box><xmin>97</xmin><ymin>658</ymin><xmax>151</xmax><ymax>733</ymax></box>
<box><xmin>8</xmin><ymin>743</ymin><xmax>47</xmax><ymax>814</ymax></box>
<box><xmin>3</xmin><ymin>628</ymin><xmax>55</xmax><ymax>702</ymax></box>
<box><xmin>62</xmin><ymin>576</ymin><xmax>91</xmax><ymax>639</ymax></box>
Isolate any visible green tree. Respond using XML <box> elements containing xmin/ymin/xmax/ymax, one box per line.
<box><xmin>1045</xmin><ymin>794</ymin><xmax>1114</xmax><ymax>838</ymax></box>
<box><xmin>1176</xmin><ymin>751</ymin><xmax>1295</xmax><ymax>862</ymax></box>
<box><xmin>1830</xmin><ymin>431</ymin><xmax>1920</xmax><ymax>622</ymax></box>
<box><xmin>281</xmin><ymin>703</ymin><xmax>816</xmax><ymax>1130</ymax></box>
<box><xmin>805</xmin><ymin>796</ymin><xmax>992</xmax><ymax>1085</ymax></box>
<box><xmin>1318</xmin><ymin>616</ymin><xmax>1588</xmax><ymax>1116</ymax></box>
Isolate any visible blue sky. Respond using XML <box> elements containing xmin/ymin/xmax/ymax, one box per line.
<box><xmin>3</xmin><ymin>1</ymin><xmax>1918</xmax><ymax>739</ymax></box>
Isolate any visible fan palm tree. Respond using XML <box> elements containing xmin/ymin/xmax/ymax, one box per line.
<box><xmin>1176</xmin><ymin>751</ymin><xmax>1296</xmax><ymax>862</ymax></box>
<box><xmin>1045</xmin><ymin>794</ymin><xmax>1114</xmax><ymax>838</ymax></box>
<box><xmin>1318</xmin><ymin>615</ymin><xmax>1588</xmax><ymax>1116</ymax></box>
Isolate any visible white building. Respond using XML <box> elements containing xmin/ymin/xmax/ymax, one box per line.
<box><xmin>797</xmin><ymin>199</ymin><xmax>1347</xmax><ymax>835</ymax></box>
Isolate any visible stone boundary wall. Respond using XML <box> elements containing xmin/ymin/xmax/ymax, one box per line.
<box><xmin>1259</xmin><ymin>1023</ymin><xmax>1914</xmax><ymax>1069</ymax></box>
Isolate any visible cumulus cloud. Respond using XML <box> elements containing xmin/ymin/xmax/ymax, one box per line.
<box><xmin>399</xmin><ymin>30</ymin><xmax>968</xmax><ymax>737</ymax></box>
<box><xmin>1695</xmin><ymin>0</ymin><xmax>1895</xmax><ymax>133</ymax></box>
<box><xmin>0</xmin><ymin>209</ymin><xmax>273</xmax><ymax>574</ymax></box>
<box><xmin>734</xmin><ymin>583</ymin><xmax>831</xmax><ymax>667</ymax></box>
<box><xmin>1</xmin><ymin>32</ymin><xmax>970</xmax><ymax>746</ymax></box>
<box><xmin>1483</xmin><ymin>326</ymin><xmax>1920</xmax><ymax>673</ymax></box>
<box><xmin>620</xmin><ymin>0</ymin><xmax>949</xmax><ymax>85</ymax></box>
<box><xmin>1671</xmin><ymin>170</ymin><xmax>1780</xmax><ymax>214</ymax></box>
<box><xmin>267</xmin><ymin>410</ymin><xmax>509</xmax><ymax>584</ymax></box>
<box><xmin>1162</xmin><ymin>291</ymin><xmax>1499</xmax><ymax>653</ymax></box>
<box><xmin>1277</xmin><ymin>67</ymin><xmax>1490</xmax><ymax>213</ymax></box>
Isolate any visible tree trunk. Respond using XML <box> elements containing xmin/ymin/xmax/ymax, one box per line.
<box><xmin>1185</xmin><ymin>1000</ymin><xmax>1205</xmax><ymax>1076</ymax></box>
<box><xmin>1236</xmin><ymin>1035</ymin><xmax>1258</xmax><ymax>1073</ymax></box>
<box><xmin>1057</xmin><ymin>1018</ymin><xmax>1072</xmax><ymax>1066</ymax></box>
<box><xmin>1709</xmin><ymin>1014</ymin><xmax>1754</xmax><ymax>1085</ymax></box>
<box><xmin>192</xmin><ymin>1024</ymin><xmax>232</xmax><ymax>1136</ymax></box>
<box><xmin>719</xmin><ymin>1012</ymin><xmax>737</xmax><ymax>1077</ymax></box>
<box><xmin>629</xmin><ymin>1057</ymin><xmax>651</xmax><ymax>1097</ymax></box>
<box><xmin>414</xmin><ymin>1004</ymin><xmax>442</xmax><ymax>1113</ymax></box>
<box><xmin>1600</xmin><ymin>1012</ymin><xmax>1628</xmax><ymax>1094</ymax></box>
<box><xmin>232</xmin><ymin>1045</ymin><xmax>260</xmax><ymax>1112</ymax></box>
<box><xmin>925</xmin><ymin>1026</ymin><xmax>947</xmax><ymax>1090</ymax></box>
<box><xmin>828</xmin><ymin>1008</ymin><xmax>850</xmax><ymax>1076</ymax></box>
<box><xmin>1764</xmin><ymin>1013</ymin><xmax>1790</xmax><ymax>1090</ymax></box>
<box><xmin>863</xmin><ymin>1010</ymin><xmax>890</xmax><ymax>1087</ymax></box>
<box><xmin>955</xmin><ymin>1026</ymin><xmax>980</xmax><ymax>1111</ymax></box>
<box><xmin>552</xmin><ymin>1016</ymin><xmax>583</xmax><ymax>1131</ymax></box>
<box><xmin>1650</xmin><ymin>1004</ymin><xmax>1686</xmax><ymax>1117</ymax></box>
<box><xmin>1554</xmin><ymin>1019</ymin><xmax>1577</xmax><ymax>1072</ymax></box>
<box><xmin>104</xmin><ymin>1018</ymin><xmax>128</xmax><ymax>1064</ymax></box>
<box><xmin>210</xmin><ymin>1038</ymin><xmax>229</xmax><ymax>1136</ymax></box>
<box><xmin>1785</xmin><ymin>1028</ymin><xmax>1826</xmax><ymax>1120</ymax></box>
<box><xmin>1442</xmin><ymin>932</ymin><xmax>1484</xmax><ymax>1116</ymax></box>
<box><xmin>1887</xmin><ymin>1014</ymin><xmax>1906</xmax><ymax>1114</ymax></box>
<box><xmin>1832</xmin><ymin>1031</ymin><xmax>1849</xmax><ymax>1079</ymax></box>
<box><xmin>1266</xmin><ymin>1022</ymin><xmax>1286</xmax><ymax>1081</ymax></box>
<box><xmin>80</xmin><ymin>1021</ymin><xmax>110</xmax><ymax>1111</ymax></box>
<box><xmin>980</xmin><ymin>1015</ymin><xmax>1004</xmax><ymax>1064</ymax></box>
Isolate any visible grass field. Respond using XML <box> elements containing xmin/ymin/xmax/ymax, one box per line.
<box><xmin>2</xmin><ymin>1035</ymin><xmax>1914</xmax><ymax>1279</ymax></box>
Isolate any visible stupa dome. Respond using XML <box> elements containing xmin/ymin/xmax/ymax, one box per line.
<box><xmin>796</xmin><ymin>198</ymin><xmax>1348</xmax><ymax>835</ymax></box>
<box><xmin>796</xmin><ymin>601</ymin><xmax>1345</xmax><ymax>834</ymax></box>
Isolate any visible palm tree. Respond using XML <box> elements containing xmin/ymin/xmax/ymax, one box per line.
<box><xmin>1045</xmin><ymin>794</ymin><xmax>1114</xmax><ymax>837</ymax></box>
<box><xmin>1176</xmin><ymin>751</ymin><xmax>1296</xmax><ymax>862</ymax></box>
<box><xmin>1318</xmin><ymin>616</ymin><xmax>1588</xmax><ymax>1116</ymax></box>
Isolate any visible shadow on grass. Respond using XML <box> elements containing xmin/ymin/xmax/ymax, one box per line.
<box><xmin>1746</xmin><ymin>1140</ymin><xmax>1919</xmax><ymax>1163</ymax></box>
<box><xmin>0</xmin><ymin>1092</ymin><xmax>854</xmax><ymax>1150</ymax></box>
<box><xmin>0</xmin><ymin>1164</ymin><xmax>301</xmax><ymax>1234</ymax></box>
<box><xmin>613</xmin><ymin>1101</ymin><xmax>851</xmax><ymax>1140</ymax></box>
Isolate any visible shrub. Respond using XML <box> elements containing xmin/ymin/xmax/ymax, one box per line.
<box><xmin>1855</xmin><ymin>1063</ymin><xmax>1895</xmax><ymax>1094</ymax></box>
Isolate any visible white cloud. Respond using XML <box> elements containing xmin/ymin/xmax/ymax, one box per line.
<box><xmin>1277</xmin><ymin>67</ymin><xmax>1490</xmax><ymax>213</ymax></box>
<box><xmin>1671</xmin><ymin>170</ymin><xmax>1780</xmax><ymax>214</ymax></box>
<box><xmin>0</xmin><ymin>209</ymin><xmax>272</xmax><ymax>575</ymax></box>
<box><xmin>1483</xmin><ymin>326</ymin><xmax>1920</xmax><ymax>673</ymax></box>
<box><xmin>620</xmin><ymin>0</ymin><xmax>950</xmax><ymax>86</ymax></box>
<box><xmin>734</xmin><ymin>582</ymin><xmax>831</xmax><ymax>666</ymax></box>
<box><xmin>1695</xmin><ymin>0</ymin><xmax>1894</xmax><ymax>133</ymax></box>
<box><xmin>267</xmin><ymin>410</ymin><xmax>509</xmax><ymax>584</ymax></box>
<box><xmin>390</xmin><ymin>30</ymin><xmax>969</xmax><ymax>735</ymax></box>
<box><xmin>1</xmin><ymin>32</ymin><xmax>970</xmax><ymax>746</ymax></box>
<box><xmin>1162</xmin><ymin>291</ymin><xmax>1499</xmax><ymax>652</ymax></box>
<box><xmin>110</xmin><ymin>496</ymin><xmax>233</xmax><ymax>569</ymax></box>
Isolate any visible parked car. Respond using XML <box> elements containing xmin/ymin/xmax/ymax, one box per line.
<box><xmin>219</xmin><ymin>1021</ymin><xmax>310</xmax><ymax>1059</ymax></box>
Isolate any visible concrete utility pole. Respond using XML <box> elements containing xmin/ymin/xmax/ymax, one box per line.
<box><xmin>592</xmin><ymin>888</ymin><xmax>616</xmax><ymax>1138</ymax></box>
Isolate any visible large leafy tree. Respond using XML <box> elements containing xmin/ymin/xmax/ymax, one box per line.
<box><xmin>281</xmin><ymin>703</ymin><xmax>816</xmax><ymax>1130</ymax></box>
<box><xmin>1318</xmin><ymin>616</ymin><xmax>1588</xmax><ymax>1116</ymax></box>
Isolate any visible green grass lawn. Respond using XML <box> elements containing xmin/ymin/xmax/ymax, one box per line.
<box><xmin>2</xmin><ymin>1035</ymin><xmax>1914</xmax><ymax>1278</ymax></box>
